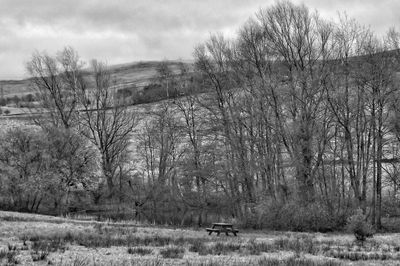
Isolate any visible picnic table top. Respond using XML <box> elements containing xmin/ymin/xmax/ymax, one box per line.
<box><xmin>212</xmin><ymin>222</ymin><xmax>233</xmax><ymax>227</ymax></box>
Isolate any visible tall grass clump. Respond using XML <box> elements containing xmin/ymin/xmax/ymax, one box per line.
<box><xmin>0</xmin><ymin>248</ymin><xmax>8</xmax><ymax>260</ymax></box>
<box><xmin>160</xmin><ymin>246</ymin><xmax>185</xmax><ymax>259</ymax></box>
<box><xmin>273</xmin><ymin>235</ymin><xmax>317</xmax><ymax>255</ymax></box>
<box><xmin>0</xmin><ymin>249</ymin><xmax>19</xmax><ymax>265</ymax></box>
<box><xmin>189</xmin><ymin>239</ymin><xmax>207</xmax><ymax>253</ymax></box>
<box><xmin>127</xmin><ymin>247</ymin><xmax>153</xmax><ymax>255</ymax></box>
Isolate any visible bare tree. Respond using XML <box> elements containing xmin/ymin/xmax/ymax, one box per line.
<box><xmin>78</xmin><ymin>60</ymin><xmax>136</xmax><ymax>195</ymax></box>
<box><xmin>136</xmin><ymin>102</ymin><xmax>183</xmax><ymax>223</ymax></box>
<box><xmin>256</xmin><ymin>1</ymin><xmax>336</xmax><ymax>202</ymax></box>
<box><xmin>363</xmin><ymin>35</ymin><xmax>399</xmax><ymax>228</ymax></box>
<box><xmin>26</xmin><ymin>47</ymin><xmax>85</xmax><ymax>129</ymax></box>
<box><xmin>325</xmin><ymin>15</ymin><xmax>373</xmax><ymax>211</ymax></box>
<box><xmin>173</xmin><ymin>84</ymin><xmax>211</xmax><ymax>225</ymax></box>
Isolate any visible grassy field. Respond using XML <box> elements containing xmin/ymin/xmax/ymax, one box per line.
<box><xmin>0</xmin><ymin>60</ymin><xmax>191</xmax><ymax>98</ymax></box>
<box><xmin>1</xmin><ymin>211</ymin><xmax>400</xmax><ymax>265</ymax></box>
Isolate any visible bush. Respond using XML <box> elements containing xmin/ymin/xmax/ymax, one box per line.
<box><xmin>347</xmin><ymin>209</ymin><xmax>374</xmax><ymax>242</ymax></box>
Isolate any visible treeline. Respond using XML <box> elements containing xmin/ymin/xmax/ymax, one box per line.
<box><xmin>1</xmin><ymin>1</ymin><xmax>400</xmax><ymax>231</ymax></box>
<box><xmin>0</xmin><ymin>51</ymin><xmax>136</xmax><ymax>216</ymax></box>
<box><xmin>130</xmin><ymin>1</ymin><xmax>400</xmax><ymax>230</ymax></box>
<box><xmin>0</xmin><ymin>124</ymin><xmax>99</xmax><ymax>214</ymax></box>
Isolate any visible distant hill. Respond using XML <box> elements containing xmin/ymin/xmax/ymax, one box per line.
<box><xmin>0</xmin><ymin>60</ymin><xmax>194</xmax><ymax>98</ymax></box>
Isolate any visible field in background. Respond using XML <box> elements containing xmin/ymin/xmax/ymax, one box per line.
<box><xmin>0</xmin><ymin>60</ymin><xmax>196</xmax><ymax>120</ymax></box>
<box><xmin>0</xmin><ymin>60</ymin><xmax>190</xmax><ymax>98</ymax></box>
<box><xmin>1</xmin><ymin>211</ymin><xmax>400</xmax><ymax>265</ymax></box>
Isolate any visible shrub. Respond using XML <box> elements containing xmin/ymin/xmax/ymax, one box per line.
<box><xmin>159</xmin><ymin>246</ymin><xmax>185</xmax><ymax>259</ymax></box>
<box><xmin>347</xmin><ymin>209</ymin><xmax>374</xmax><ymax>242</ymax></box>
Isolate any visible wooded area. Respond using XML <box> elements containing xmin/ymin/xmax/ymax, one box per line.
<box><xmin>1</xmin><ymin>1</ymin><xmax>400</xmax><ymax>232</ymax></box>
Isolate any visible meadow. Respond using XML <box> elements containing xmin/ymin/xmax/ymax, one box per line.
<box><xmin>1</xmin><ymin>2</ymin><xmax>400</xmax><ymax>265</ymax></box>
<box><xmin>1</xmin><ymin>211</ymin><xmax>400</xmax><ymax>265</ymax></box>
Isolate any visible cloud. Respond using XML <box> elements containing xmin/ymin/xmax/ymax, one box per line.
<box><xmin>0</xmin><ymin>0</ymin><xmax>398</xmax><ymax>79</ymax></box>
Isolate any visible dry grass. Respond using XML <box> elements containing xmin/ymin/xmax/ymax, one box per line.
<box><xmin>2</xmin><ymin>211</ymin><xmax>400</xmax><ymax>265</ymax></box>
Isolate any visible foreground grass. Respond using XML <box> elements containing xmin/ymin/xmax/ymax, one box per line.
<box><xmin>1</xmin><ymin>211</ymin><xmax>400</xmax><ymax>265</ymax></box>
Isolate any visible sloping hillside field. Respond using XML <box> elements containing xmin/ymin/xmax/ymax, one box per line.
<box><xmin>0</xmin><ymin>60</ymin><xmax>188</xmax><ymax>97</ymax></box>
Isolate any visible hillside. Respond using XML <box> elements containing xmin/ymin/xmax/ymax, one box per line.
<box><xmin>0</xmin><ymin>60</ymin><xmax>193</xmax><ymax>98</ymax></box>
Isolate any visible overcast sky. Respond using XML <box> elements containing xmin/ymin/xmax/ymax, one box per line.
<box><xmin>0</xmin><ymin>0</ymin><xmax>399</xmax><ymax>80</ymax></box>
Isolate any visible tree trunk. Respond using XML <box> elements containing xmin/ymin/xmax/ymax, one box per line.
<box><xmin>376</xmin><ymin>106</ymin><xmax>383</xmax><ymax>229</ymax></box>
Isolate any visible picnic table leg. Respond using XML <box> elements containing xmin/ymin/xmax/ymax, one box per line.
<box><xmin>225</xmin><ymin>231</ymin><xmax>229</xmax><ymax>236</ymax></box>
<box><xmin>208</xmin><ymin>231</ymin><xmax>212</xmax><ymax>235</ymax></box>
<box><xmin>217</xmin><ymin>231</ymin><xmax>220</xmax><ymax>236</ymax></box>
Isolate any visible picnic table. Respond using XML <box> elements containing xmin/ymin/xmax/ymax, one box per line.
<box><xmin>206</xmin><ymin>222</ymin><xmax>239</xmax><ymax>236</ymax></box>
